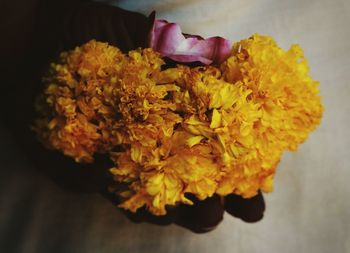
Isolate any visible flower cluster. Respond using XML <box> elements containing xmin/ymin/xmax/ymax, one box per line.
<box><xmin>34</xmin><ymin>35</ymin><xmax>322</xmax><ymax>215</ymax></box>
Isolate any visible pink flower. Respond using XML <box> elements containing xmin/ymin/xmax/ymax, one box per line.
<box><xmin>147</xmin><ymin>12</ymin><xmax>232</xmax><ymax>65</ymax></box>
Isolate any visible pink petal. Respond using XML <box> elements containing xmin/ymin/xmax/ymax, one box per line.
<box><xmin>147</xmin><ymin>12</ymin><xmax>232</xmax><ymax>65</ymax></box>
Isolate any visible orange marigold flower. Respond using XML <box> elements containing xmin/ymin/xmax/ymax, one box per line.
<box><xmin>34</xmin><ymin>36</ymin><xmax>323</xmax><ymax>215</ymax></box>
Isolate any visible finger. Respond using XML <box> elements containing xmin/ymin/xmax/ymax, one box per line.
<box><xmin>102</xmin><ymin>186</ymin><xmax>177</xmax><ymax>226</ymax></box>
<box><xmin>224</xmin><ymin>191</ymin><xmax>265</xmax><ymax>223</ymax></box>
<box><xmin>175</xmin><ymin>194</ymin><xmax>224</xmax><ymax>233</ymax></box>
<box><xmin>123</xmin><ymin>206</ymin><xmax>177</xmax><ymax>226</ymax></box>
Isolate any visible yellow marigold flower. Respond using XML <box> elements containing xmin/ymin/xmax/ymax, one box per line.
<box><xmin>35</xmin><ymin>36</ymin><xmax>323</xmax><ymax>215</ymax></box>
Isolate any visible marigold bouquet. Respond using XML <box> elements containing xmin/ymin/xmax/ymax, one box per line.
<box><xmin>34</xmin><ymin>13</ymin><xmax>323</xmax><ymax>225</ymax></box>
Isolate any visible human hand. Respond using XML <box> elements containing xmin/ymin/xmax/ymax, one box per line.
<box><xmin>1</xmin><ymin>0</ymin><xmax>265</xmax><ymax>233</ymax></box>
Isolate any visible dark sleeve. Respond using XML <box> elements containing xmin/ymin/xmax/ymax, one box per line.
<box><xmin>34</xmin><ymin>0</ymin><xmax>150</xmax><ymax>62</ymax></box>
<box><xmin>0</xmin><ymin>0</ymin><xmax>151</xmax><ymax>79</ymax></box>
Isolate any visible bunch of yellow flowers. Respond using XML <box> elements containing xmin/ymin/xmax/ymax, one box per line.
<box><xmin>34</xmin><ymin>34</ymin><xmax>323</xmax><ymax>215</ymax></box>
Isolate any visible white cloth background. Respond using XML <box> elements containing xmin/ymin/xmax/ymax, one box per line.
<box><xmin>101</xmin><ymin>0</ymin><xmax>350</xmax><ymax>252</ymax></box>
<box><xmin>0</xmin><ymin>0</ymin><xmax>348</xmax><ymax>252</ymax></box>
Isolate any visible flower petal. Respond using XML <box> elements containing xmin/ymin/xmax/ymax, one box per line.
<box><xmin>148</xmin><ymin>12</ymin><xmax>232</xmax><ymax>65</ymax></box>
